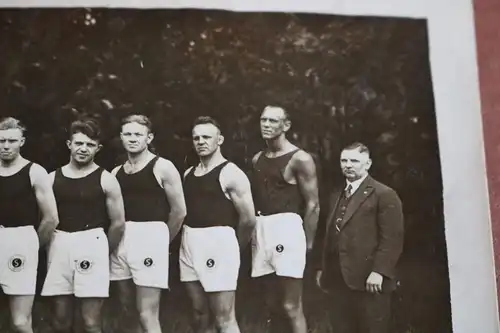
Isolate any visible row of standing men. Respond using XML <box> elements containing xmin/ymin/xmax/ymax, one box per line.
<box><xmin>0</xmin><ymin>105</ymin><xmax>404</xmax><ymax>333</ymax></box>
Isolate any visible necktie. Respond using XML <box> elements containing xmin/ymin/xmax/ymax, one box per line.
<box><xmin>345</xmin><ymin>184</ymin><xmax>353</xmax><ymax>199</ymax></box>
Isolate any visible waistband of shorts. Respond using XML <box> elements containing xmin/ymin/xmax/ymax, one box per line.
<box><xmin>126</xmin><ymin>221</ymin><xmax>167</xmax><ymax>225</ymax></box>
<box><xmin>183</xmin><ymin>224</ymin><xmax>235</xmax><ymax>233</ymax></box>
<box><xmin>0</xmin><ymin>225</ymin><xmax>36</xmax><ymax>231</ymax></box>
<box><xmin>55</xmin><ymin>227</ymin><xmax>105</xmax><ymax>235</ymax></box>
<box><xmin>256</xmin><ymin>212</ymin><xmax>303</xmax><ymax>221</ymax></box>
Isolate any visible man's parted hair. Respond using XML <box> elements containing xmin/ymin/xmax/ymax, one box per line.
<box><xmin>0</xmin><ymin>117</ymin><xmax>27</xmax><ymax>134</ymax></box>
<box><xmin>192</xmin><ymin>116</ymin><xmax>222</xmax><ymax>133</ymax></box>
<box><xmin>121</xmin><ymin>114</ymin><xmax>153</xmax><ymax>133</ymax></box>
<box><xmin>343</xmin><ymin>142</ymin><xmax>370</xmax><ymax>156</ymax></box>
<box><xmin>69</xmin><ymin>118</ymin><xmax>102</xmax><ymax>142</ymax></box>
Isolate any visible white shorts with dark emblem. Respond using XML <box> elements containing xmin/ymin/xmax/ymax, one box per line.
<box><xmin>0</xmin><ymin>225</ymin><xmax>39</xmax><ymax>295</ymax></box>
<box><xmin>41</xmin><ymin>227</ymin><xmax>109</xmax><ymax>298</ymax></box>
<box><xmin>251</xmin><ymin>212</ymin><xmax>306</xmax><ymax>279</ymax></box>
<box><xmin>179</xmin><ymin>225</ymin><xmax>240</xmax><ymax>292</ymax></box>
<box><xmin>110</xmin><ymin>221</ymin><xmax>170</xmax><ymax>289</ymax></box>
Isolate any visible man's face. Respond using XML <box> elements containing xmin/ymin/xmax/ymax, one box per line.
<box><xmin>67</xmin><ymin>132</ymin><xmax>101</xmax><ymax>166</ymax></box>
<box><xmin>192</xmin><ymin>123</ymin><xmax>223</xmax><ymax>157</ymax></box>
<box><xmin>340</xmin><ymin>148</ymin><xmax>372</xmax><ymax>181</ymax></box>
<box><xmin>0</xmin><ymin>128</ymin><xmax>25</xmax><ymax>163</ymax></box>
<box><xmin>260</xmin><ymin>107</ymin><xmax>290</xmax><ymax>140</ymax></box>
<box><xmin>120</xmin><ymin>122</ymin><xmax>153</xmax><ymax>154</ymax></box>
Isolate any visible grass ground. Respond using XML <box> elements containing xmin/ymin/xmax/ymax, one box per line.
<box><xmin>0</xmin><ymin>250</ymin><xmax>451</xmax><ymax>333</ymax></box>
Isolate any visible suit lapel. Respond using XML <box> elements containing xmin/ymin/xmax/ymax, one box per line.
<box><xmin>339</xmin><ymin>176</ymin><xmax>374</xmax><ymax>230</ymax></box>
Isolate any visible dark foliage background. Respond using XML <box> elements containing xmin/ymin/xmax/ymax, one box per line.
<box><xmin>0</xmin><ymin>8</ymin><xmax>450</xmax><ymax>333</ymax></box>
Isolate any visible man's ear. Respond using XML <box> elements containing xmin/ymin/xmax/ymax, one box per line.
<box><xmin>96</xmin><ymin>144</ymin><xmax>103</xmax><ymax>154</ymax></box>
<box><xmin>218</xmin><ymin>134</ymin><xmax>225</xmax><ymax>146</ymax></box>
<box><xmin>283</xmin><ymin>119</ymin><xmax>292</xmax><ymax>132</ymax></box>
<box><xmin>366</xmin><ymin>158</ymin><xmax>373</xmax><ymax>171</ymax></box>
<box><xmin>20</xmin><ymin>137</ymin><xmax>26</xmax><ymax>148</ymax></box>
<box><xmin>147</xmin><ymin>132</ymin><xmax>155</xmax><ymax>144</ymax></box>
<box><xmin>66</xmin><ymin>140</ymin><xmax>71</xmax><ymax>150</ymax></box>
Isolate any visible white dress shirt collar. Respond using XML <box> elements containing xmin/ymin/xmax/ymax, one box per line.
<box><xmin>345</xmin><ymin>173</ymin><xmax>369</xmax><ymax>194</ymax></box>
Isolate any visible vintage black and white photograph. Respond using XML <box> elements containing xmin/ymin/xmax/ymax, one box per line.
<box><xmin>0</xmin><ymin>8</ymin><xmax>452</xmax><ymax>333</ymax></box>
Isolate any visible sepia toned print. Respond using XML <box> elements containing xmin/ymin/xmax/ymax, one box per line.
<box><xmin>0</xmin><ymin>8</ymin><xmax>450</xmax><ymax>333</ymax></box>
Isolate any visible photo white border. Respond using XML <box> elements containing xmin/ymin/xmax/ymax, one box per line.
<box><xmin>1</xmin><ymin>0</ymin><xmax>497</xmax><ymax>332</ymax></box>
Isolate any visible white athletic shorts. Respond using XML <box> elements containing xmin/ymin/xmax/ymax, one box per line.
<box><xmin>179</xmin><ymin>225</ymin><xmax>240</xmax><ymax>292</ymax></box>
<box><xmin>0</xmin><ymin>225</ymin><xmax>39</xmax><ymax>295</ymax></box>
<box><xmin>110</xmin><ymin>221</ymin><xmax>170</xmax><ymax>289</ymax></box>
<box><xmin>41</xmin><ymin>228</ymin><xmax>109</xmax><ymax>298</ymax></box>
<box><xmin>251</xmin><ymin>212</ymin><xmax>307</xmax><ymax>279</ymax></box>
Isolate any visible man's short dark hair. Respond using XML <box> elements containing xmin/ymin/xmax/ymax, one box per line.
<box><xmin>0</xmin><ymin>117</ymin><xmax>26</xmax><ymax>134</ymax></box>
<box><xmin>70</xmin><ymin>118</ymin><xmax>102</xmax><ymax>142</ymax></box>
<box><xmin>343</xmin><ymin>142</ymin><xmax>370</xmax><ymax>156</ymax></box>
<box><xmin>192</xmin><ymin>116</ymin><xmax>222</xmax><ymax>133</ymax></box>
<box><xmin>263</xmin><ymin>105</ymin><xmax>291</xmax><ymax>122</ymax></box>
<box><xmin>122</xmin><ymin>114</ymin><xmax>153</xmax><ymax>134</ymax></box>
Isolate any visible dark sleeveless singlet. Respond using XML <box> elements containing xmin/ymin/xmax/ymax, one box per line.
<box><xmin>252</xmin><ymin>149</ymin><xmax>304</xmax><ymax>216</ymax></box>
<box><xmin>0</xmin><ymin>162</ymin><xmax>39</xmax><ymax>227</ymax></box>
<box><xmin>183</xmin><ymin>161</ymin><xmax>238</xmax><ymax>229</ymax></box>
<box><xmin>115</xmin><ymin>156</ymin><xmax>171</xmax><ymax>222</ymax></box>
<box><xmin>53</xmin><ymin>167</ymin><xmax>109</xmax><ymax>232</ymax></box>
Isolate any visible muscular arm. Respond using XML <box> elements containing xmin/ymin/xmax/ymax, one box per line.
<box><xmin>31</xmin><ymin>165</ymin><xmax>59</xmax><ymax>247</ymax></box>
<box><xmin>372</xmin><ymin>188</ymin><xmax>405</xmax><ymax>279</ymax></box>
<box><xmin>101</xmin><ymin>171</ymin><xmax>126</xmax><ymax>254</ymax></box>
<box><xmin>224</xmin><ymin>164</ymin><xmax>257</xmax><ymax>250</ymax></box>
<box><xmin>157</xmin><ymin>159</ymin><xmax>187</xmax><ymax>242</ymax></box>
<box><xmin>293</xmin><ymin>152</ymin><xmax>320</xmax><ymax>252</ymax></box>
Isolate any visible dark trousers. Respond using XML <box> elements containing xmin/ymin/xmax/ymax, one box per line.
<box><xmin>325</xmin><ymin>252</ymin><xmax>392</xmax><ymax>333</ymax></box>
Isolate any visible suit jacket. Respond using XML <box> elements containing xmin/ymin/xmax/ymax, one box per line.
<box><xmin>319</xmin><ymin>175</ymin><xmax>404</xmax><ymax>292</ymax></box>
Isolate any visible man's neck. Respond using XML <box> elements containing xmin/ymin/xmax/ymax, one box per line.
<box><xmin>198</xmin><ymin>151</ymin><xmax>225</xmax><ymax>171</ymax></box>
<box><xmin>68</xmin><ymin>159</ymin><xmax>96</xmax><ymax>173</ymax></box>
<box><xmin>0</xmin><ymin>154</ymin><xmax>23</xmax><ymax>168</ymax></box>
<box><xmin>127</xmin><ymin>149</ymin><xmax>151</xmax><ymax>166</ymax></box>
<box><xmin>265</xmin><ymin>135</ymin><xmax>289</xmax><ymax>153</ymax></box>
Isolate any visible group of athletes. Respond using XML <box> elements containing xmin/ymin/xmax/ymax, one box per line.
<box><xmin>0</xmin><ymin>105</ymin><xmax>321</xmax><ymax>333</ymax></box>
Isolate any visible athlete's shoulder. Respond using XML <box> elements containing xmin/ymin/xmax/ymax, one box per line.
<box><xmin>111</xmin><ymin>164</ymin><xmax>122</xmax><ymax>176</ymax></box>
<box><xmin>154</xmin><ymin>156</ymin><xmax>182</xmax><ymax>180</ymax></box>
<box><xmin>29</xmin><ymin>162</ymin><xmax>49</xmax><ymax>177</ymax></box>
<box><xmin>221</xmin><ymin>161</ymin><xmax>250</xmax><ymax>185</ymax></box>
<box><xmin>154</xmin><ymin>156</ymin><xmax>177</xmax><ymax>171</ymax></box>
<box><xmin>28</xmin><ymin>162</ymin><xmax>51</xmax><ymax>186</ymax></box>
<box><xmin>100</xmin><ymin>167</ymin><xmax>121</xmax><ymax>193</ymax></box>
<box><xmin>291</xmin><ymin>148</ymin><xmax>315</xmax><ymax>166</ymax></box>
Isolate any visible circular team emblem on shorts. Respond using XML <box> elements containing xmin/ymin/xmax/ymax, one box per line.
<box><xmin>8</xmin><ymin>255</ymin><xmax>25</xmax><ymax>272</ymax></box>
<box><xmin>206</xmin><ymin>258</ymin><xmax>215</xmax><ymax>268</ymax></box>
<box><xmin>276</xmin><ymin>244</ymin><xmax>284</xmax><ymax>253</ymax></box>
<box><xmin>76</xmin><ymin>259</ymin><xmax>93</xmax><ymax>274</ymax></box>
<box><xmin>144</xmin><ymin>257</ymin><xmax>154</xmax><ymax>267</ymax></box>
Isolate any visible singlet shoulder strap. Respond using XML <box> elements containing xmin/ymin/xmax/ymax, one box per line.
<box><xmin>147</xmin><ymin>155</ymin><xmax>161</xmax><ymax>171</ymax></box>
<box><xmin>21</xmin><ymin>162</ymin><xmax>34</xmax><ymax>175</ymax></box>
<box><xmin>184</xmin><ymin>165</ymin><xmax>196</xmax><ymax>180</ymax></box>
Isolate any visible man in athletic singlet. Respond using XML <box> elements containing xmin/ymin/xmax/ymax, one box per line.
<box><xmin>250</xmin><ymin>106</ymin><xmax>320</xmax><ymax>333</ymax></box>
<box><xmin>41</xmin><ymin>118</ymin><xmax>126</xmax><ymax>333</ymax></box>
<box><xmin>0</xmin><ymin>117</ymin><xmax>59</xmax><ymax>333</ymax></box>
<box><xmin>110</xmin><ymin>114</ymin><xmax>186</xmax><ymax>333</ymax></box>
<box><xmin>180</xmin><ymin>116</ymin><xmax>256</xmax><ymax>333</ymax></box>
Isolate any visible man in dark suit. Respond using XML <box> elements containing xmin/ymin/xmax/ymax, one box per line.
<box><xmin>315</xmin><ymin>142</ymin><xmax>404</xmax><ymax>333</ymax></box>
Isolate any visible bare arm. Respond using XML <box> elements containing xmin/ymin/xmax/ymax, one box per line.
<box><xmin>157</xmin><ymin>159</ymin><xmax>187</xmax><ymax>242</ymax></box>
<box><xmin>30</xmin><ymin>165</ymin><xmax>59</xmax><ymax>247</ymax></box>
<box><xmin>293</xmin><ymin>151</ymin><xmax>320</xmax><ymax>252</ymax></box>
<box><xmin>224</xmin><ymin>164</ymin><xmax>257</xmax><ymax>250</ymax></box>
<box><xmin>101</xmin><ymin>171</ymin><xmax>126</xmax><ymax>254</ymax></box>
